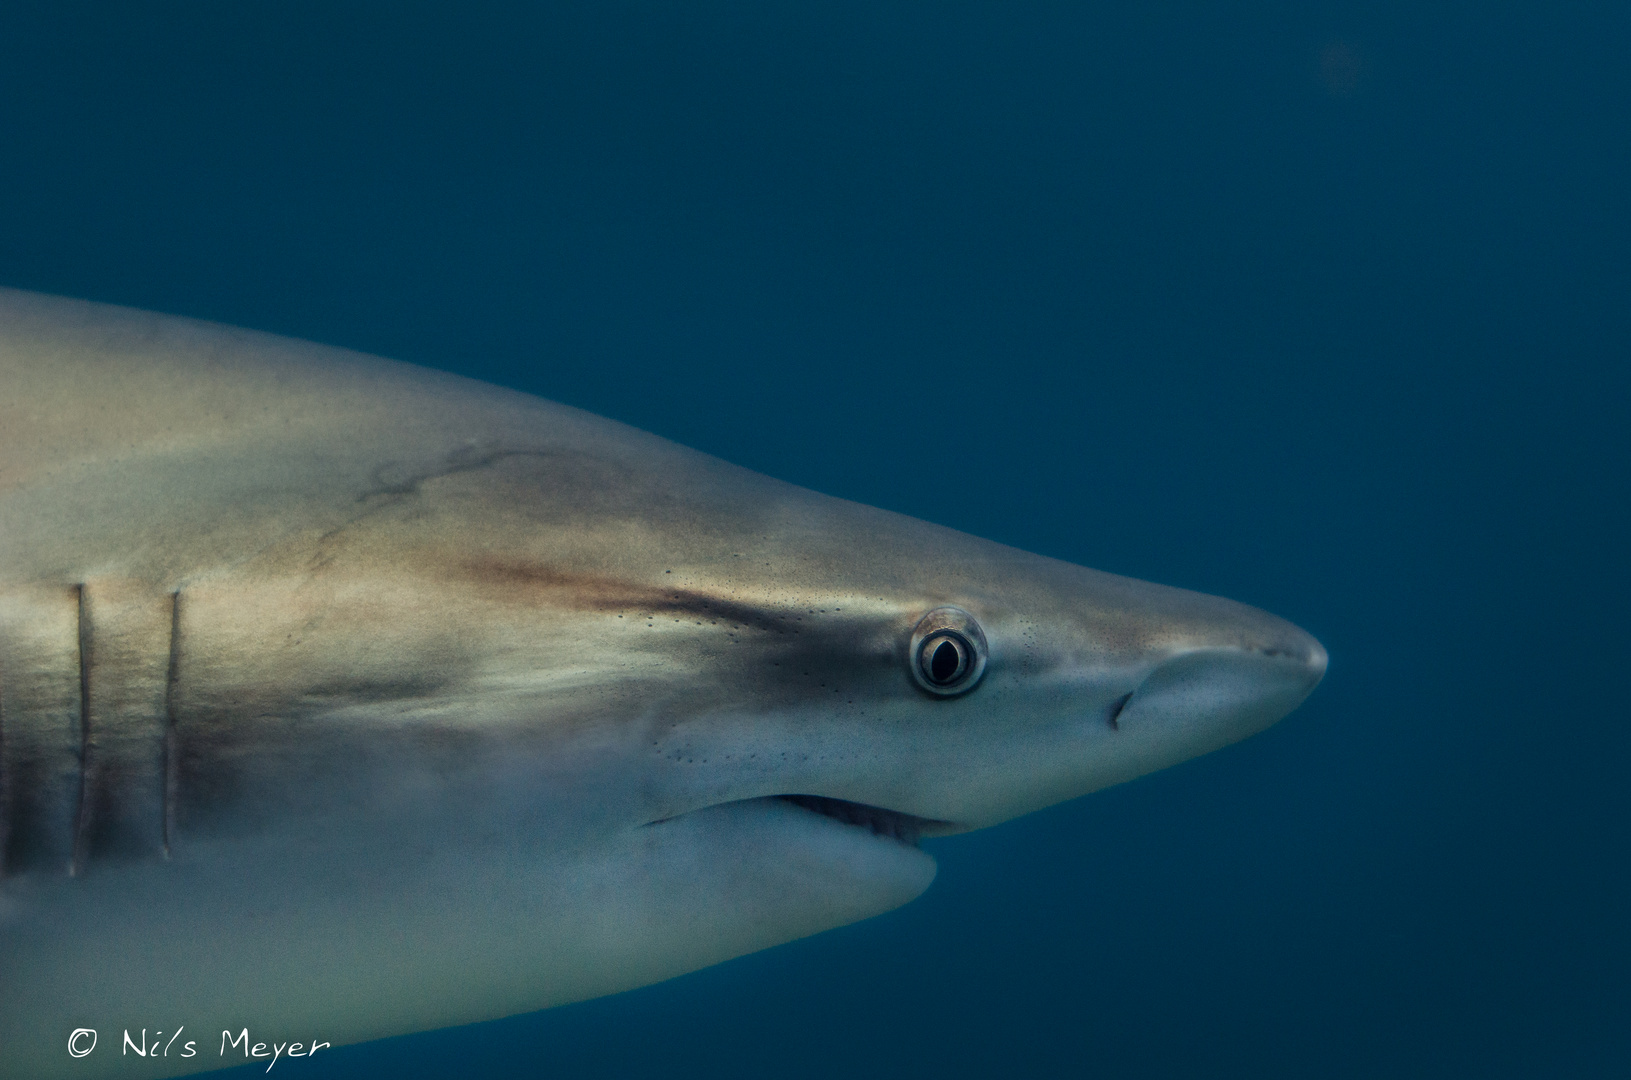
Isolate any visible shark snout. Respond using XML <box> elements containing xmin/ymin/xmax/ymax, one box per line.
<box><xmin>1296</xmin><ymin>631</ymin><xmax>1330</xmax><ymax>684</ymax></box>
<box><xmin>1253</xmin><ymin>618</ymin><xmax>1328</xmax><ymax>679</ymax></box>
<box><xmin>1115</xmin><ymin>617</ymin><xmax>1327</xmax><ymax>753</ymax></box>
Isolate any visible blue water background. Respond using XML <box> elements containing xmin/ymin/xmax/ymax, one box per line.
<box><xmin>2</xmin><ymin>3</ymin><xmax>1626</xmax><ymax>1076</ymax></box>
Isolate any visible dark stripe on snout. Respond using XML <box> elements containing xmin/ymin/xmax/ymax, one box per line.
<box><xmin>460</xmin><ymin>560</ymin><xmax>909</xmax><ymax>709</ymax></box>
<box><xmin>458</xmin><ymin>561</ymin><xmax>828</xmax><ymax>635</ymax></box>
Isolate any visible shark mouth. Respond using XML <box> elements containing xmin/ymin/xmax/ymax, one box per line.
<box><xmin>775</xmin><ymin>794</ymin><xmax>951</xmax><ymax>846</ymax></box>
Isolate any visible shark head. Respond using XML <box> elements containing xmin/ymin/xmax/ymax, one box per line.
<box><xmin>451</xmin><ymin>486</ymin><xmax>1329</xmax><ymax>920</ymax></box>
<box><xmin>627</xmin><ymin>548</ymin><xmax>1327</xmax><ymax>843</ymax></box>
<box><xmin>0</xmin><ymin>287</ymin><xmax>1327</xmax><ymax>1077</ymax></box>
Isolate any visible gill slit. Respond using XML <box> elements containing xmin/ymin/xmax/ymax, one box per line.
<box><xmin>0</xmin><ymin>624</ymin><xmax>8</xmax><ymax>879</ymax></box>
<box><xmin>162</xmin><ymin>590</ymin><xmax>181</xmax><ymax>858</ymax></box>
<box><xmin>69</xmin><ymin>583</ymin><xmax>90</xmax><ymax>876</ymax></box>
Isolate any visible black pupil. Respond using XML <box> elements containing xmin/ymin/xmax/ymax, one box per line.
<box><xmin>929</xmin><ymin>638</ymin><xmax>963</xmax><ymax>683</ymax></box>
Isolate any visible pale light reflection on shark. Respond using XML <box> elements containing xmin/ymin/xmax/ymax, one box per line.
<box><xmin>0</xmin><ymin>288</ymin><xmax>1325</xmax><ymax>1077</ymax></box>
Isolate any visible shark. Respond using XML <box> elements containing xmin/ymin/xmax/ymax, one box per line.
<box><xmin>0</xmin><ymin>288</ymin><xmax>1325</xmax><ymax>1077</ymax></box>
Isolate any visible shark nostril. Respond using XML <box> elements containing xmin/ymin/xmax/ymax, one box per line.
<box><xmin>1106</xmin><ymin>692</ymin><xmax>1132</xmax><ymax>731</ymax></box>
<box><xmin>1267</xmin><ymin>629</ymin><xmax>1329</xmax><ymax>685</ymax></box>
<box><xmin>1249</xmin><ymin>627</ymin><xmax>1328</xmax><ymax>688</ymax></box>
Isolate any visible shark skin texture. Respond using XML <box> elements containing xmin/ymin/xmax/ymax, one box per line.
<box><xmin>0</xmin><ymin>289</ymin><xmax>1325</xmax><ymax>1077</ymax></box>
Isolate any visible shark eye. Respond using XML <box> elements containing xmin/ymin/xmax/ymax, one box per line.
<box><xmin>921</xmin><ymin>632</ymin><xmax>970</xmax><ymax>684</ymax></box>
<box><xmin>909</xmin><ymin>607</ymin><xmax>988</xmax><ymax>696</ymax></box>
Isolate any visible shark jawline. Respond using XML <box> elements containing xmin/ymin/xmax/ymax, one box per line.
<box><xmin>774</xmin><ymin>794</ymin><xmax>950</xmax><ymax>846</ymax></box>
<box><xmin>644</xmin><ymin>795</ymin><xmax>954</xmax><ymax>847</ymax></box>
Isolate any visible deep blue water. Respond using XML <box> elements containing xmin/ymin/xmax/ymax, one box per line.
<box><xmin>3</xmin><ymin>3</ymin><xmax>1627</xmax><ymax>1076</ymax></box>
